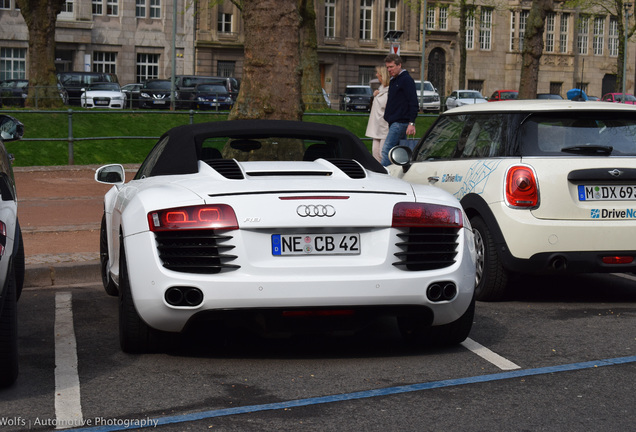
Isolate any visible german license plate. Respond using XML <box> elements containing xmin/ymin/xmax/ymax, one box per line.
<box><xmin>272</xmin><ymin>233</ymin><xmax>360</xmax><ymax>256</ymax></box>
<box><xmin>355</xmin><ymin>105</ymin><xmax>366</xmax><ymax>110</ymax></box>
<box><xmin>578</xmin><ymin>185</ymin><xmax>636</xmax><ymax>201</ymax></box>
<box><xmin>95</xmin><ymin>100</ymin><xmax>109</xmax><ymax>105</ymax></box>
<box><xmin>153</xmin><ymin>100</ymin><xmax>166</xmax><ymax>105</ymax></box>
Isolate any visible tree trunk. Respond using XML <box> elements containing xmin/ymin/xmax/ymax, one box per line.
<box><xmin>458</xmin><ymin>1</ymin><xmax>467</xmax><ymax>91</ymax></box>
<box><xmin>518</xmin><ymin>0</ymin><xmax>553</xmax><ymax>99</ymax></box>
<box><xmin>299</xmin><ymin>0</ymin><xmax>327</xmax><ymax>110</ymax></box>
<box><xmin>16</xmin><ymin>0</ymin><xmax>65</xmax><ymax>108</ymax></box>
<box><xmin>228</xmin><ymin>0</ymin><xmax>302</xmax><ymax>121</ymax></box>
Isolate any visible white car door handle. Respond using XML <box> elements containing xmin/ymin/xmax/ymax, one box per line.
<box><xmin>428</xmin><ymin>176</ymin><xmax>439</xmax><ymax>183</ymax></box>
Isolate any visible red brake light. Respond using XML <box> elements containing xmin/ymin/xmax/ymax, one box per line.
<box><xmin>506</xmin><ymin>166</ymin><xmax>539</xmax><ymax>208</ymax></box>
<box><xmin>602</xmin><ymin>256</ymin><xmax>634</xmax><ymax>265</ymax></box>
<box><xmin>392</xmin><ymin>202</ymin><xmax>463</xmax><ymax>228</ymax></box>
<box><xmin>148</xmin><ymin>204</ymin><xmax>238</xmax><ymax>231</ymax></box>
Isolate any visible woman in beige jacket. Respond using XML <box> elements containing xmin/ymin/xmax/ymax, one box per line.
<box><xmin>365</xmin><ymin>66</ymin><xmax>391</xmax><ymax>163</ymax></box>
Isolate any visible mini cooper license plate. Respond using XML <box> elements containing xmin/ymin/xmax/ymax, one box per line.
<box><xmin>578</xmin><ymin>185</ymin><xmax>636</xmax><ymax>201</ymax></box>
<box><xmin>272</xmin><ymin>234</ymin><xmax>360</xmax><ymax>256</ymax></box>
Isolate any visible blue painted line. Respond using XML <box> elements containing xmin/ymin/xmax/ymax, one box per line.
<box><xmin>71</xmin><ymin>355</ymin><xmax>636</xmax><ymax>431</ymax></box>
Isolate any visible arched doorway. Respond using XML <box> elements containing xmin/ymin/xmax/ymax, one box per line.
<box><xmin>428</xmin><ymin>48</ymin><xmax>446</xmax><ymax>97</ymax></box>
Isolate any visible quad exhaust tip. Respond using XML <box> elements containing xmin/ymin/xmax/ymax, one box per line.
<box><xmin>165</xmin><ymin>287</ymin><xmax>204</xmax><ymax>307</ymax></box>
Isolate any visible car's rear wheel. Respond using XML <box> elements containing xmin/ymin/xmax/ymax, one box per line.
<box><xmin>470</xmin><ymin>215</ymin><xmax>508</xmax><ymax>301</ymax></box>
<box><xmin>118</xmin><ymin>238</ymin><xmax>160</xmax><ymax>353</ymax></box>
<box><xmin>0</xmin><ymin>267</ymin><xmax>19</xmax><ymax>388</ymax></box>
<box><xmin>398</xmin><ymin>297</ymin><xmax>474</xmax><ymax>347</ymax></box>
<box><xmin>100</xmin><ymin>214</ymin><xmax>119</xmax><ymax>296</ymax></box>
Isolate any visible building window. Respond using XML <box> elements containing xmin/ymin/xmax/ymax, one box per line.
<box><xmin>439</xmin><ymin>6</ymin><xmax>448</xmax><ymax>30</ymax></box>
<box><xmin>609</xmin><ymin>17</ymin><xmax>619</xmax><ymax>57</ymax></box>
<box><xmin>426</xmin><ymin>7</ymin><xmax>435</xmax><ymax>30</ymax></box>
<box><xmin>578</xmin><ymin>15</ymin><xmax>589</xmax><ymax>55</ymax></box>
<box><xmin>0</xmin><ymin>47</ymin><xmax>26</xmax><ymax>81</ymax></box>
<box><xmin>358</xmin><ymin>66</ymin><xmax>375</xmax><ymax>85</ymax></box>
<box><xmin>136</xmin><ymin>53</ymin><xmax>159</xmax><ymax>82</ymax></box>
<box><xmin>149</xmin><ymin>0</ymin><xmax>160</xmax><ymax>19</ymax></box>
<box><xmin>384</xmin><ymin>0</ymin><xmax>397</xmax><ymax>32</ymax></box>
<box><xmin>479</xmin><ymin>8</ymin><xmax>492</xmax><ymax>50</ymax></box>
<box><xmin>218</xmin><ymin>13</ymin><xmax>232</xmax><ymax>33</ymax></box>
<box><xmin>593</xmin><ymin>16</ymin><xmax>604</xmax><ymax>55</ymax></box>
<box><xmin>107</xmin><ymin>0</ymin><xmax>117</xmax><ymax>16</ymax></box>
<box><xmin>519</xmin><ymin>10</ymin><xmax>529</xmax><ymax>51</ymax></box>
<box><xmin>360</xmin><ymin>0</ymin><xmax>373</xmax><ymax>40</ymax></box>
<box><xmin>549</xmin><ymin>82</ymin><xmax>562</xmax><ymax>96</ymax></box>
<box><xmin>466</xmin><ymin>12</ymin><xmax>474</xmax><ymax>50</ymax></box>
<box><xmin>509</xmin><ymin>11</ymin><xmax>515</xmax><ymax>51</ymax></box>
<box><xmin>92</xmin><ymin>0</ymin><xmax>102</xmax><ymax>15</ymax></box>
<box><xmin>467</xmin><ymin>80</ymin><xmax>483</xmax><ymax>93</ymax></box>
<box><xmin>135</xmin><ymin>0</ymin><xmax>145</xmax><ymax>18</ymax></box>
<box><xmin>325</xmin><ymin>0</ymin><xmax>336</xmax><ymax>38</ymax></box>
<box><xmin>559</xmin><ymin>13</ymin><xmax>569</xmax><ymax>53</ymax></box>
<box><xmin>59</xmin><ymin>0</ymin><xmax>73</xmax><ymax>18</ymax></box>
<box><xmin>0</xmin><ymin>0</ymin><xmax>11</xmax><ymax>9</ymax></box>
<box><xmin>93</xmin><ymin>52</ymin><xmax>117</xmax><ymax>74</ymax></box>
<box><xmin>217</xmin><ymin>61</ymin><xmax>235</xmax><ymax>77</ymax></box>
<box><xmin>544</xmin><ymin>13</ymin><xmax>555</xmax><ymax>52</ymax></box>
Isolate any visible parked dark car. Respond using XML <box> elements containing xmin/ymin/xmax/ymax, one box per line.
<box><xmin>0</xmin><ymin>80</ymin><xmax>29</xmax><ymax>107</ymax></box>
<box><xmin>190</xmin><ymin>83</ymin><xmax>234</xmax><ymax>110</ymax></box>
<box><xmin>57</xmin><ymin>71</ymin><xmax>119</xmax><ymax>105</ymax></box>
<box><xmin>121</xmin><ymin>83</ymin><xmax>143</xmax><ymax>108</ymax></box>
<box><xmin>139</xmin><ymin>79</ymin><xmax>175</xmax><ymax>109</ymax></box>
<box><xmin>340</xmin><ymin>85</ymin><xmax>373</xmax><ymax>112</ymax></box>
<box><xmin>0</xmin><ymin>115</ymin><xmax>25</xmax><ymax>388</ymax></box>
<box><xmin>175</xmin><ymin>75</ymin><xmax>240</xmax><ymax>103</ymax></box>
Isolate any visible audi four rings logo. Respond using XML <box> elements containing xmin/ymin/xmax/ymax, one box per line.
<box><xmin>297</xmin><ymin>204</ymin><xmax>336</xmax><ymax>217</ymax></box>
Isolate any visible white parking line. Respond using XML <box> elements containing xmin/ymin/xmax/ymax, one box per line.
<box><xmin>55</xmin><ymin>292</ymin><xmax>84</xmax><ymax>429</ymax></box>
<box><xmin>461</xmin><ymin>338</ymin><xmax>521</xmax><ymax>370</ymax></box>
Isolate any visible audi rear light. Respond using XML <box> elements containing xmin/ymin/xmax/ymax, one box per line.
<box><xmin>392</xmin><ymin>202</ymin><xmax>463</xmax><ymax>228</ymax></box>
<box><xmin>505</xmin><ymin>165</ymin><xmax>539</xmax><ymax>208</ymax></box>
<box><xmin>148</xmin><ymin>204</ymin><xmax>238</xmax><ymax>232</ymax></box>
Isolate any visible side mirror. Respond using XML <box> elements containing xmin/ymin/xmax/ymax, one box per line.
<box><xmin>389</xmin><ymin>145</ymin><xmax>412</xmax><ymax>165</ymax></box>
<box><xmin>95</xmin><ymin>164</ymin><xmax>125</xmax><ymax>184</ymax></box>
<box><xmin>0</xmin><ymin>115</ymin><xmax>24</xmax><ymax>142</ymax></box>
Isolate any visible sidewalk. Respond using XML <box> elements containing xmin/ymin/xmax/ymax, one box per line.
<box><xmin>15</xmin><ymin>165</ymin><xmax>136</xmax><ymax>287</ymax></box>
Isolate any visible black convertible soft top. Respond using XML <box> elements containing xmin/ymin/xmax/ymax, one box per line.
<box><xmin>137</xmin><ymin>119</ymin><xmax>385</xmax><ymax>178</ymax></box>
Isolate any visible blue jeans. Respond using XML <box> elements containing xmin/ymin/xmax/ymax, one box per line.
<box><xmin>381</xmin><ymin>122</ymin><xmax>408</xmax><ymax>166</ymax></box>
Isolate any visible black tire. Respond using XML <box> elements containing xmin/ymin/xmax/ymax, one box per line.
<box><xmin>100</xmin><ymin>214</ymin><xmax>119</xmax><ymax>296</ymax></box>
<box><xmin>427</xmin><ymin>296</ymin><xmax>475</xmax><ymax>346</ymax></box>
<box><xmin>0</xmin><ymin>267</ymin><xmax>19</xmax><ymax>388</ymax></box>
<box><xmin>14</xmin><ymin>225</ymin><xmax>25</xmax><ymax>301</ymax></box>
<box><xmin>470</xmin><ymin>215</ymin><xmax>509</xmax><ymax>301</ymax></box>
<box><xmin>398</xmin><ymin>297</ymin><xmax>475</xmax><ymax>347</ymax></box>
<box><xmin>118</xmin><ymin>238</ymin><xmax>160</xmax><ymax>353</ymax></box>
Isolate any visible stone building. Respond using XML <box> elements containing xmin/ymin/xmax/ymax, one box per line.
<box><xmin>0</xmin><ymin>0</ymin><xmax>633</xmax><ymax>99</ymax></box>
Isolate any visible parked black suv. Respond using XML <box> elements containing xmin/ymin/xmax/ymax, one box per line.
<box><xmin>57</xmin><ymin>71</ymin><xmax>119</xmax><ymax>105</ymax></box>
<box><xmin>0</xmin><ymin>115</ymin><xmax>25</xmax><ymax>388</ymax></box>
<box><xmin>340</xmin><ymin>85</ymin><xmax>373</xmax><ymax>112</ymax></box>
<box><xmin>139</xmin><ymin>79</ymin><xmax>174</xmax><ymax>109</ymax></box>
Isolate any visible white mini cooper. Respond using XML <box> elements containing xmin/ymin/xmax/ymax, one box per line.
<box><xmin>389</xmin><ymin>100</ymin><xmax>636</xmax><ymax>301</ymax></box>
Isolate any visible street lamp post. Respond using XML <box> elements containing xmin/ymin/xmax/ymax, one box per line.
<box><xmin>623</xmin><ymin>3</ymin><xmax>631</xmax><ymax>103</ymax></box>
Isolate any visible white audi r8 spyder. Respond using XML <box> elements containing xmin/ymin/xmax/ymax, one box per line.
<box><xmin>96</xmin><ymin>120</ymin><xmax>476</xmax><ymax>353</ymax></box>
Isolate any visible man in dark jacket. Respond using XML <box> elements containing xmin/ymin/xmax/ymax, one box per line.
<box><xmin>381</xmin><ymin>53</ymin><xmax>419</xmax><ymax>166</ymax></box>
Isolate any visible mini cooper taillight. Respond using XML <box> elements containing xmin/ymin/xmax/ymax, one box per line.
<box><xmin>148</xmin><ymin>204</ymin><xmax>238</xmax><ymax>231</ymax></box>
<box><xmin>505</xmin><ymin>165</ymin><xmax>539</xmax><ymax>208</ymax></box>
<box><xmin>392</xmin><ymin>203</ymin><xmax>463</xmax><ymax>228</ymax></box>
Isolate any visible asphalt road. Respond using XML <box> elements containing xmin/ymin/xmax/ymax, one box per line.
<box><xmin>1</xmin><ymin>272</ymin><xmax>635</xmax><ymax>431</ymax></box>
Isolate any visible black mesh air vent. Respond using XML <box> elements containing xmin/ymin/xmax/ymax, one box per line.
<box><xmin>154</xmin><ymin>230</ymin><xmax>240</xmax><ymax>274</ymax></box>
<box><xmin>328</xmin><ymin>159</ymin><xmax>366</xmax><ymax>179</ymax></box>
<box><xmin>393</xmin><ymin>227</ymin><xmax>459</xmax><ymax>271</ymax></box>
<box><xmin>207</xmin><ymin>159</ymin><xmax>244</xmax><ymax>179</ymax></box>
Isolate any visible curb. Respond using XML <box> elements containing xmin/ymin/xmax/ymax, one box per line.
<box><xmin>24</xmin><ymin>260</ymin><xmax>101</xmax><ymax>288</ymax></box>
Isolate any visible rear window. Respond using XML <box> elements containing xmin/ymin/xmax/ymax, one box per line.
<box><xmin>200</xmin><ymin>136</ymin><xmax>343</xmax><ymax>162</ymax></box>
<box><xmin>519</xmin><ymin>112</ymin><xmax>636</xmax><ymax>156</ymax></box>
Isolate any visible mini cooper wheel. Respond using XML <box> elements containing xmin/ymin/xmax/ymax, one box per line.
<box><xmin>100</xmin><ymin>214</ymin><xmax>119</xmax><ymax>296</ymax></box>
<box><xmin>118</xmin><ymin>238</ymin><xmax>161</xmax><ymax>353</ymax></box>
<box><xmin>0</xmin><ymin>267</ymin><xmax>19</xmax><ymax>388</ymax></box>
<box><xmin>470</xmin><ymin>215</ymin><xmax>509</xmax><ymax>301</ymax></box>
